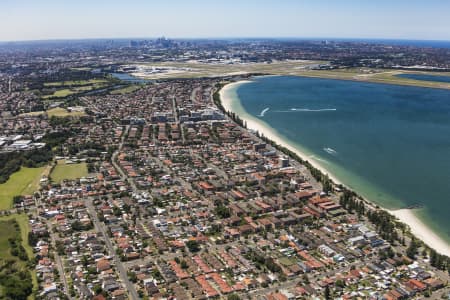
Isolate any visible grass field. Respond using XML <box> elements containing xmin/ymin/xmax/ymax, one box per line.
<box><xmin>50</xmin><ymin>161</ymin><xmax>88</xmax><ymax>183</ymax></box>
<box><xmin>42</xmin><ymin>88</ymin><xmax>75</xmax><ymax>99</ymax></box>
<box><xmin>47</xmin><ymin>107</ymin><xmax>86</xmax><ymax>117</ymax></box>
<box><xmin>0</xmin><ymin>214</ymin><xmax>38</xmax><ymax>299</ymax></box>
<box><xmin>278</xmin><ymin>256</ymin><xmax>296</xmax><ymax>267</ymax></box>
<box><xmin>43</xmin><ymin>79</ymin><xmax>107</xmax><ymax>87</ymax></box>
<box><xmin>110</xmin><ymin>85</ymin><xmax>142</xmax><ymax>94</ymax></box>
<box><xmin>42</xmin><ymin>79</ymin><xmax>110</xmax><ymax>99</ymax></box>
<box><xmin>0</xmin><ymin>166</ymin><xmax>49</xmax><ymax>211</ymax></box>
<box><xmin>19</xmin><ymin>107</ymin><xmax>86</xmax><ymax>118</ymax></box>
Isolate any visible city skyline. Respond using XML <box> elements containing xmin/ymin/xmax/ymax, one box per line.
<box><xmin>1</xmin><ymin>0</ymin><xmax>450</xmax><ymax>42</ymax></box>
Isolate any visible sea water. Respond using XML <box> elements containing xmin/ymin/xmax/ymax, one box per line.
<box><xmin>232</xmin><ymin>76</ymin><xmax>450</xmax><ymax>243</ymax></box>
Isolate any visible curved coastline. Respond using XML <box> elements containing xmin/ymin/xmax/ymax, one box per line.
<box><xmin>219</xmin><ymin>79</ymin><xmax>450</xmax><ymax>257</ymax></box>
<box><xmin>219</xmin><ymin>81</ymin><xmax>343</xmax><ymax>186</ymax></box>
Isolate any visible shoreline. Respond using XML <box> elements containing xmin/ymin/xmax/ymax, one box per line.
<box><xmin>219</xmin><ymin>79</ymin><xmax>450</xmax><ymax>257</ymax></box>
<box><xmin>219</xmin><ymin>81</ymin><xmax>344</xmax><ymax>187</ymax></box>
<box><xmin>292</xmin><ymin>72</ymin><xmax>450</xmax><ymax>91</ymax></box>
<box><xmin>389</xmin><ymin>208</ymin><xmax>450</xmax><ymax>256</ymax></box>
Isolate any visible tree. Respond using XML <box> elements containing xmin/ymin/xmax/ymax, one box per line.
<box><xmin>54</xmin><ymin>240</ymin><xmax>65</xmax><ymax>255</ymax></box>
<box><xmin>128</xmin><ymin>271</ymin><xmax>137</xmax><ymax>283</ymax></box>
<box><xmin>406</xmin><ymin>237</ymin><xmax>419</xmax><ymax>259</ymax></box>
<box><xmin>302</xmin><ymin>273</ymin><xmax>310</xmax><ymax>284</ymax></box>
<box><xmin>335</xmin><ymin>279</ymin><xmax>345</xmax><ymax>288</ymax></box>
<box><xmin>186</xmin><ymin>240</ymin><xmax>200</xmax><ymax>253</ymax></box>
<box><xmin>81</xmin><ymin>255</ymin><xmax>89</xmax><ymax>267</ymax></box>
<box><xmin>112</xmin><ymin>206</ymin><xmax>122</xmax><ymax>216</ymax></box>
<box><xmin>227</xmin><ymin>293</ymin><xmax>241</xmax><ymax>300</ymax></box>
<box><xmin>0</xmin><ymin>271</ymin><xmax>33</xmax><ymax>300</ymax></box>
<box><xmin>123</xmin><ymin>203</ymin><xmax>131</xmax><ymax>213</ymax></box>
<box><xmin>28</xmin><ymin>232</ymin><xmax>38</xmax><ymax>247</ymax></box>
<box><xmin>93</xmin><ymin>285</ymin><xmax>103</xmax><ymax>295</ymax></box>
<box><xmin>180</xmin><ymin>260</ymin><xmax>188</xmax><ymax>269</ymax></box>
<box><xmin>13</xmin><ymin>195</ymin><xmax>24</xmax><ymax>204</ymax></box>
<box><xmin>324</xmin><ymin>286</ymin><xmax>332</xmax><ymax>300</ymax></box>
<box><xmin>322</xmin><ymin>177</ymin><xmax>332</xmax><ymax>194</ymax></box>
<box><xmin>215</xmin><ymin>205</ymin><xmax>231</xmax><ymax>218</ymax></box>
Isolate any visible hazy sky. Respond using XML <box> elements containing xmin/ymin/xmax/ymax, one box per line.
<box><xmin>1</xmin><ymin>0</ymin><xmax>450</xmax><ymax>41</ymax></box>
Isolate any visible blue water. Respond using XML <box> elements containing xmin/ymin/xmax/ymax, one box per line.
<box><xmin>110</xmin><ymin>72</ymin><xmax>149</xmax><ymax>83</ymax></box>
<box><xmin>233</xmin><ymin>76</ymin><xmax>450</xmax><ymax>242</ymax></box>
<box><xmin>396</xmin><ymin>73</ymin><xmax>450</xmax><ymax>84</ymax></box>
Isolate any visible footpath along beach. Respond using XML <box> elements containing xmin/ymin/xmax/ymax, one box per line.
<box><xmin>219</xmin><ymin>79</ymin><xmax>450</xmax><ymax>257</ymax></box>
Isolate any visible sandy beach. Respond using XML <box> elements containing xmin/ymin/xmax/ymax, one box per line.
<box><xmin>219</xmin><ymin>80</ymin><xmax>450</xmax><ymax>257</ymax></box>
<box><xmin>389</xmin><ymin>209</ymin><xmax>450</xmax><ymax>256</ymax></box>
<box><xmin>219</xmin><ymin>81</ymin><xmax>343</xmax><ymax>186</ymax></box>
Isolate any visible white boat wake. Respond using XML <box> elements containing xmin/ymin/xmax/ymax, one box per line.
<box><xmin>323</xmin><ymin>147</ymin><xmax>338</xmax><ymax>155</ymax></box>
<box><xmin>259</xmin><ymin>107</ymin><xmax>270</xmax><ymax>117</ymax></box>
<box><xmin>290</xmin><ymin>108</ymin><xmax>337</xmax><ymax>112</ymax></box>
<box><xmin>274</xmin><ymin>108</ymin><xmax>337</xmax><ymax>113</ymax></box>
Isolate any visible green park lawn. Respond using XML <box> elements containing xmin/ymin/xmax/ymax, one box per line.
<box><xmin>278</xmin><ymin>256</ymin><xmax>296</xmax><ymax>267</ymax></box>
<box><xmin>19</xmin><ymin>107</ymin><xmax>86</xmax><ymax>118</ymax></box>
<box><xmin>110</xmin><ymin>84</ymin><xmax>142</xmax><ymax>94</ymax></box>
<box><xmin>43</xmin><ymin>79</ymin><xmax>107</xmax><ymax>87</ymax></box>
<box><xmin>46</xmin><ymin>107</ymin><xmax>86</xmax><ymax>117</ymax></box>
<box><xmin>50</xmin><ymin>161</ymin><xmax>88</xmax><ymax>183</ymax></box>
<box><xmin>42</xmin><ymin>79</ymin><xmax>110</xmax><ymax>99</ymax></box>
<box><xmin>0</xmin><ymin>167</ymin><xmax>48</xmax><ymax>211</ymax></box>
<box><xmin>42</xmin><ymin>88</ymin><xmax>76</xmax><ymax>99</ymax></box>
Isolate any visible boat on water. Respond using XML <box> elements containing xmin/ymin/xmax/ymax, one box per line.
<box><xmin>323</xmin><ymin>147</ymin><xmax>337</xmax><ymax>155</ymax></box>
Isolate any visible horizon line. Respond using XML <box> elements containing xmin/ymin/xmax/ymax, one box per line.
<box><xmin>1</xmin><ymin>36</ymin><xmax>450</xmax><ymax>44</ymax></box>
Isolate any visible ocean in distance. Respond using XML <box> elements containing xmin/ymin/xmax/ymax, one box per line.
<box><xmin>110</xmin><ymin>72</ymin><xmax>150</xmax><ymax>83</ymax></box>
<box><xmin>224</xmin><ymin>76</ymin><xmax>450</xmax><ymax>248</ymax></box>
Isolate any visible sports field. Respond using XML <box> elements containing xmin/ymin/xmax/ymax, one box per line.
<box><xmin>50</xmin><ymin>161</ymin><xmax>88</xmax><ymax>183</ymax></box>
<box><xmin>19</xmin><ymin>107</ymin><xmax>86</xmax><ymax>118</ymax></box>
<box><xmin>47</xmin><ymin>107</ymin><xmax>86</xmax><ymax>117</ymax></box>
